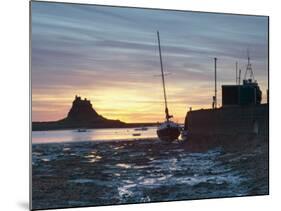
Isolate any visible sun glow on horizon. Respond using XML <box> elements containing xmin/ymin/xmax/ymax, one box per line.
<box><xmin>32</xmin><ymin>87</ymin><xmax>212</xmax><ymax>123</ymax></box>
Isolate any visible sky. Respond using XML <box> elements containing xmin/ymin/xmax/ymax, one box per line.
<box><xmin>31</xmin><ymin>1</ymin><xmax>268</xmax><ymax>123</ymax></box>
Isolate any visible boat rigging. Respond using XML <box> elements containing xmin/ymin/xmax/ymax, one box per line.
<box><xmin>156</xmin><ymin>31</ymin><xmax>181</xmax><ymax>142</ymax></box>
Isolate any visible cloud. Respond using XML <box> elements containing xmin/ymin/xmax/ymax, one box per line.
<box><xmin>31</xmin><ymin>2</ymin><xmax>268</xmax><ymax>122</ymax></box>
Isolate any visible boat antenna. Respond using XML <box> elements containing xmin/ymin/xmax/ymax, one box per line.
<box><xmin>214</xmin><ymin>57</ymin><xmax>217</xmax><ymax>109</ymax></box>
<box><xmin>236</xmin><ymin>61</ymin><xmax>238</xmax><ymax>85</ymax></box>
<box><xmin>157</xmin><ymin>31</ymin><xmax>171</xmax><ymax>121</ymax></box>
<box><xmin>244</xmin><ymin>49</ymin><xmax>255</xmax><ymax>81</ymax></box>
<box><xmin>238</xmin><ymin>69</ymin><xmax>241</xmax><ymax>85</ymax></box>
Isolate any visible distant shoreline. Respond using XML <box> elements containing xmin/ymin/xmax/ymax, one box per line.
<box><xmin>32</xmin><ymin>122</ymin><xmax>160</xmax><ymax>131</ymax></box>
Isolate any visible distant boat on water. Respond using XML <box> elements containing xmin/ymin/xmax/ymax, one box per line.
<box><xmin>155</xmin><ymin>31</ymin><xmax>180</xmax><ymax>142</ymax></box>
<box><xmin>77</xmin><ymin>128</ymin><xmax>87</xmax><ymax>132</ymax></box>
<box><xmin>134</xmin><ymin>127</ymin><xmax>148</xmax><ymax>131</ymax></box>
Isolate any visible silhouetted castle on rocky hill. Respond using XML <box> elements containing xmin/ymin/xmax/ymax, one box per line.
<box><xmin>32</xmin><ymin>95</ymin><xmax>126</xmax><ymax>131</ymax></box>
<box><xmin>66</xmin><ymin>95</ymin><xmax>103</xmax><ymax>122</ymax></box>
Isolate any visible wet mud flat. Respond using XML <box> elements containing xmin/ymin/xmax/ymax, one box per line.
<box><xmin>32</xmin><ymin>137</ymin><xmax>268</xmax><ymax>210</ymax></box>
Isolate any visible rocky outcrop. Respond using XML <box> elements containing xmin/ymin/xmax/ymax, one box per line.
<box><xmin>66</xmin><ymin>96</ymin><xmax>104</xmax><ymax>122</ymax></box>
<box><xmin>32</xmin><ymin>95</ymin><xmax>126</xmax><ymax>131</ymax></box>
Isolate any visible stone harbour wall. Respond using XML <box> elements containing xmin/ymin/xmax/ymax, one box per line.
<box><xmin>184</xmin><ymin>104</ymin><xmax>269</xmax><ymax>137</ymax></box>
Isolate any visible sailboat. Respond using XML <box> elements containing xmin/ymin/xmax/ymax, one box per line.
<box><xmin>156</xmin><ymin>31</ymin><xmax>181</xmax><ymax>142</ymax></box>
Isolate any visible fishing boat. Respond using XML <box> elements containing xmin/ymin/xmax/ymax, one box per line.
<box><xmin>156</xmin><ymin>31</ymin><xmax>181</xmax><ymax>142</ymax></box>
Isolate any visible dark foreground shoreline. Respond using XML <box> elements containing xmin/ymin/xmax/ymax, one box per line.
<box><xmin>32</xmin><ymin>135</ymin><xmax>268</xmax><ymax>210</ymax></box>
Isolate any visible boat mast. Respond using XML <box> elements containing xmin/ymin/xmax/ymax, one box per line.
<box><xmin>157</xmin><ymin>31</ymin><xmax>171</xmax><ymax>121</ymax></box>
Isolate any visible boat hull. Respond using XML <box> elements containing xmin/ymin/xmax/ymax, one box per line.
<box><xmin>157</xmin><ymin>126</ymin><xmax>180</xmax><ymax>142</ymax></box>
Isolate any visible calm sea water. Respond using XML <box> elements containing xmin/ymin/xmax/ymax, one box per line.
<box><xmin>32</xmin><ymin>128</ymin><xmax>269</xmax><ymax>210</ymax></box>
<box><xmin>32</xmin><ymin>127</ymin><xmax>158</xmax><ymax>144</ymax></box>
